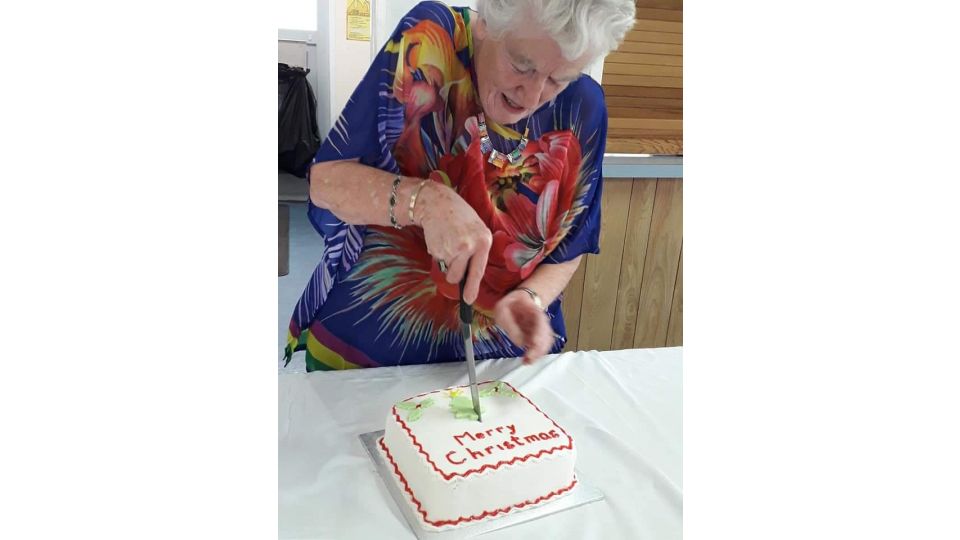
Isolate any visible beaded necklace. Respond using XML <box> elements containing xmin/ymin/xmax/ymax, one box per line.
<box><xmin>477</xmin><ymin>111</ymin><xmax>530</xmax><ymax>169</ymax></box>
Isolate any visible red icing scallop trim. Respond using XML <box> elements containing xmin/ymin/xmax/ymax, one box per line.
<box><xmin>391</xmin><ymin>380</ymin><xmax>574</xmax><ymax>481</ymax></box>
<box><xmin>379</xmin><ymin>437</ymin><xmax>578</xmax><ymax>528</ymax></box>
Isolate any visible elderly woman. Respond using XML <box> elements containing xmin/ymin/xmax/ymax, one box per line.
<box><xmin>284</xmin><ymin>0</ymin><xmax>635</xmax><ymax>371</ymax></box>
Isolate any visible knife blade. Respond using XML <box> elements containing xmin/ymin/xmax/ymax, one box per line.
<box><xmin>459</xmin><ymin>280</ymin><xmax>482</xmax><ymax>422</ymax></box>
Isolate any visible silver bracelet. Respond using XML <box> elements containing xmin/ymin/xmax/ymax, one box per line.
<box><xmin>516</xmin><ymin>287</ymin><xmax>543</xmax><ymax>310</ymax></box>
<box><xmin>388</xmin><ymin>175</ymin><xmax>403</xmax><ymax>229</ymax></box>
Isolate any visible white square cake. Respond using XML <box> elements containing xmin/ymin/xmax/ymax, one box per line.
<box><xmin>378</xmin><ymin>380</ymin><xmax>577</xmax><ymax>530</ymax></box>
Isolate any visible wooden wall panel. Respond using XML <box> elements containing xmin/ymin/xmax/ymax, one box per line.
<box><xmin>633</xmin><ymin>179</ymin><xmax>683</xmax><ymax>347</ymax></box>
<box><xmin>635</xmin><ymin>0</ymin><xmax>683</xmax><ymax>11</ymax></box>
<box><xmin>603</xmin><ymin>74</ymin><xmax>682</xmax><ymax>89</ymax></box>
<box><xmin>558</xmin><ymin>178</ymin><xmax>683</xmax><ymax>351</ymax></box>
<box><xmin>605</xmin><ymin>96</ymin><xmax>683</xmax><ymax>109</ymax></box>
<box><xmin>611</xmin><ymin>179</ymin><xmax>657</xmax><ymax>349</ymax></box>
<box><xmin>625</xmin><ymin>30</ymin><xmax>683</xmax><ymax>45</ymax></box>
<box><xmin>609</xmin><ymin>118</ymin><xmax>682</xmax><ymax>130</ymax></box>
<box><xmin>576</xmin><ymin>180</ymin><xmax>633</xmax><ymax>351</ymax></box>
<box><xmin>603</xmin><ymin>86</ymin><xmax>682</xmax><ymax>99</ymax></box>
<box><xmin>607</xmin><ymin>107</ymin><xmax>681</xmax><ymax>120</ymax></box>
<box><xmin>605</xmin><ymin>52</ymin><xmax>682</xmax><ymax>67</ymax></box>
<box><xmin>608</xmin><ymin>126</ymin><xmax>682</xmax><ymax>136</ymax></box>
<box><xmin>603</xmin><ymin>63</ymin><xmax>683</xmax><ymax>78</ymax></box>
<box><xmin>665</xmin><ymin>246</ymin><xmax>683</xmax><ymax>346</ymax></box>
<box><xmin>617</xmin><ymin>41</ymin><xmax>682</xmax><ymax>55</ymax></box>
<box><xmin>560</xmin><ymin>256</ymin><xmax>587</xmax><ymax>352</ymax></box>
<box><xmin>603</xmin><ymin>1</ymin><xmax>683</xmax><ymax>154</ymax></box>
<box><xmin>632</xmin><ymin>19</ymin><xmax>683</xmax><ymax>33</ymax></box>
<box><xmin>605</xmin><ymin>138</ymin><xmax>682</xmax><ymax>155</ymax></box>
<box><xmin>635</xmin><ymin>7</ymin><xmax>683</xmax><ymax>21</ymax></box>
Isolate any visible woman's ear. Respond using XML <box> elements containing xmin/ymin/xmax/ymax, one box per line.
<box><xmin>473</xmin><ymin>16</ymin><xmax>488</xmax><ymax>41</ymax></box>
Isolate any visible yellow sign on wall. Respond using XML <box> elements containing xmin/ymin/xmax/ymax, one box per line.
<box><xmin>347</xmin><ymin>0</ymin><xmax>371</xmax><ymax>41</ymax></box>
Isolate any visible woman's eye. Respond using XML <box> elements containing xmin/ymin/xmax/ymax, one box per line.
<box><xmin>511</xmin><ymin>64</ymin><xmax>529</xmax><ymax>75</ymax></box>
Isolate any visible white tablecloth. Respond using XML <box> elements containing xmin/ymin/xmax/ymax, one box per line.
<box><xmin>279</xmin><ymin>347</ymin><xmax>682</xmax><ymax>539</ymax></box>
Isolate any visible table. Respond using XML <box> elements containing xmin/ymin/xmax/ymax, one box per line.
<box><xmin>279</xmin><ymin>347</ymin><xmax>682</xmax><ymax>539</ymax></box>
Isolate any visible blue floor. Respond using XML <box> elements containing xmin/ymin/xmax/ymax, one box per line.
<box><xmin>278</xmin><ymin>203</ymin><xmax>323</xmax><ymax>373</ymax></box>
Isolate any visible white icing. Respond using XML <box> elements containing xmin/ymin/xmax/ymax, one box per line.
<box><xmin>381</xmin><ymin>381</ymin><xmax>577</xmax><ymax>530</ymax></box>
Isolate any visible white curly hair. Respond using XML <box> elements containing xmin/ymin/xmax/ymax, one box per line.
<box><xmin>477</xmin><ymin>0</ymin><xmax>636</xmax><ymax>61</ymax></box>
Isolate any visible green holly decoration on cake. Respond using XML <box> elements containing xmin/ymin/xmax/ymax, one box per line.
<box><xmin>395</xmin><ymin>397</ymin><xmax>435</xmax><ymax>422</ymax></box>
<box><xmin>479</xmin><ymin>381</ymin><xmax>518</xmax><ymax>398</ymax></box>
<box><xmin>449</xmin><ymin>396</ymin><xmax>485</xmax><ymax>421</ymax></box>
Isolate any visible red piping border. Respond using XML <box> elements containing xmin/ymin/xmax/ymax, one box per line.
<box><xmin>391</xmin><ymin>381</ymin><xmax>575</xmax><ymax>481</ymax></box>
<box><xmin>379</xmin><ymin>437</ymin><xmax>578</xmax><ymax>528</ymax></box>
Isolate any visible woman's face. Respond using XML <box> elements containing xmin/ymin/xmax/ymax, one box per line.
<box><xmin>473</xmin><ymin>18</ymin><xmax>592</xmax><ymax>125</ymax></box>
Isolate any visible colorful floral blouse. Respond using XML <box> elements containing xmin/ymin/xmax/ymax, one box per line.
<box><xmin>285</xmin><ymin>1</ymin><xmax>607</xmax><ymax>371</ymax></box>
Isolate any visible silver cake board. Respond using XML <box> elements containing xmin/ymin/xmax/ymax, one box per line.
<box><xmin>359</xmin><ymin>430</ymin><xmax>604</xmax><ymax>540</ymax></box>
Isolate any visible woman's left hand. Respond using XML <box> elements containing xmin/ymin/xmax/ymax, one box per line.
<box><xmin>493</xmin><ymin>290</ymin><xmax>553</xmax><ymax>364</ymax></box>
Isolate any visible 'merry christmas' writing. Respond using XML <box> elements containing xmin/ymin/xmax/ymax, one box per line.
<box><xmin>445</xmin><ymin>424</ymin><xmax>561</xmax><ymax>465</ymax></box>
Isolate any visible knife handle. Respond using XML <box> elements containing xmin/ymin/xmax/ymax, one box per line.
<box><xmin>458</xmin><ymin>279</ymin><xmax>473</xmax><ymax>324</ymax></box>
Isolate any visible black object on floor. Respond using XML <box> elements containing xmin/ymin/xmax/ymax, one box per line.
<box><xmin>279</xmin><ymin>204</ymin><xmax>290</xmax><ymax>277</ymax></box>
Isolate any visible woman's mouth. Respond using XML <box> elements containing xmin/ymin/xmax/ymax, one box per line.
<box><xmin>501</xmin><ymin>93</ymin><xmax>524</xmax><ymax>113</ymax></box>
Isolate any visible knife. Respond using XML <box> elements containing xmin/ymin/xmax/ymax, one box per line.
<box><xmin>459</xmin><ymin>279</ymin><xmax>482</xmax><ymax>422</ymax></box>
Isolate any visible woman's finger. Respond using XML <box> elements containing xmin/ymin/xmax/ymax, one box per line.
<box><xmin>462</xmin><ymin>233</ymin><xmax>491</xmax><ymax>304</ymax></box>
<box><xmin>495</xmin><ymin>305</ymin><xmax>525</xmax><ymax>349</ymax></box>
<box><xmin>443</xmin><ymin>252</ymin><xmax>470</xmax><ymax>287</ymax></box>
<box><xmin>521</xmin><ymin>309</ymin><xmax>553</xmax><ymax>364</ymax></box>
<box><xmin>534</xmin><ymin>319</ymin><xmax>554</xmax><ymax>359</ymax></box>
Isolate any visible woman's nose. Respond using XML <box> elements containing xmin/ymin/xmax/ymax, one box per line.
<box><xmin>518</xmin><ymin>78</ymin><xmax>547</xmax><ymax>109</ymax></box>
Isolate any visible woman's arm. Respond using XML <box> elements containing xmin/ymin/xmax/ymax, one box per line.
<box><xmin>309</xmin><ymin>159</ymin><xmax>493</xmax><ymax>305</ymax></box>
<box><xmin>309</xmin><ymin>159</ymin><xmax>421</xmax><ymax>227</ymax></box>
<box><xmin>515</xmin><ymin>255</ymin><xmax>583</xmax><ymax>306</ymax></box>
<box><xmin>492</xmin><ymin>255</ymin><xmax>583</xmax><ymax>364</ymax></box>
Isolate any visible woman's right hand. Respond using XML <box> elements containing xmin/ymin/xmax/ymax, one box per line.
<box><xmin>414</xmin><ymin>180</ymin><xmax>492</xmax><ymax>305</ymax></box>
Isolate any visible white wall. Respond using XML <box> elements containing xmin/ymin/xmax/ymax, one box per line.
<box><xmin>314</xmin><ymin>5</ymin><xmax>333</xmax><ymax>138</ymax></box>
<box><xmin>331</xmin><ymin>0</ymin><xmax>374</xmax><ymax>120</ymax></box>
<box><xmin>278</xmin><ymin>0</ymin><xmax>317</xmax><ymax>30</ymax></box>
<box><xmin>278</xmin><ymin>41</ymin><xmax>310</xmax><ymax>69</ymax></box>
<box><xmin>280</xmin><ymin>0</ymin><xmax>376</xmax><ymax>138</ymax></box>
